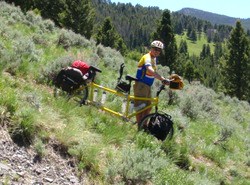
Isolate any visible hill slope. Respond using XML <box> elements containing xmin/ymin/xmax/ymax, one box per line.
<box><xmin>178</xmin><ymin>8</ymin><xmax>250</xmax><ymax>30</ymax></box>
<box><xmin>0</xmin><ymin>2</ymin><xmax>250</xmax><ymax>184</ymax></box>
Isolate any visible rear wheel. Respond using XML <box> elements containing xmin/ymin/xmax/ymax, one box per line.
<box><xmin>138</xmin><ymin>113</ymin><xmax>174</xmax><ymax>141</ymax></box>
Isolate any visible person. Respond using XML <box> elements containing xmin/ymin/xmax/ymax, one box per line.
<box><xmin>133</xmin><ymin>40</ymin><xmax>170</xmax><ymax>125</ymax></box>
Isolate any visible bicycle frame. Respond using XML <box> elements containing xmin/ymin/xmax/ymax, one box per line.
<box><xmin>54</xmin><ymin>64</ymin><xmax>174</xmax><ymax>140</ymax></box>
<box><xmin>83</xmin><ymin>81</ymin><xmax>159</xmax><ymax>121</ymax></box>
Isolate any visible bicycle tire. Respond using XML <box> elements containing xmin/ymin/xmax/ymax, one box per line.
<box><xmin>138</xmin><ymin>113</ymin><xmax>174</xmax><ymax>141</ymax></box>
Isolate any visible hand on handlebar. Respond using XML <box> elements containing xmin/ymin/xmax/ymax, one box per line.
<box><xmin>161</xmin><ymin>79</ymin><xmax>171</xmax><ymax>85</ymax></box>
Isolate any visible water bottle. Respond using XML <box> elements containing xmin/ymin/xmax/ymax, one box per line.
<box><xmin>129</xmin><ymin>101</ymin><xmax>134</xmax><ymax>113</ymax></box>
<box><xmin>93</xmin><ymin>89</ymin><xmax>98</xmax><ymax>101</ymax></box>
<box><xmin>101</xmin><ymin>91</ymin><xmax>107</xmax><ymax>104</ymax></box>
<box><xmin>134</xmin><ymin>103</ymin><xmax>146</xmax><ymax>111</ymax></box>
<box><xmin>122</xmin><ymin>99</ymin><xmax>127</xmax><ymax>113</ymax></box>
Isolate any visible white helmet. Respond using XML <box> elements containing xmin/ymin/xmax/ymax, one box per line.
<box><xmin>151</xmin><ymin>40</ymin><xmax>164</xmax><ymax>49</ymax></box>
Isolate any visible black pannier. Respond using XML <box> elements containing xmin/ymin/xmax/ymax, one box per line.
<box><xmin>54</xmin><ymin>67</ymin><xmax>85</xmax><ymax>94</ymax></box>
<box><xmin>147</xmin><ymin>113</ymin><xmax>173</xmax><ymax>141</ymax></box>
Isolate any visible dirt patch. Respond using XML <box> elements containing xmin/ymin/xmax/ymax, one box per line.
<box><xmin>0</xmin><ymin>125</ymin><xmax>90</xmax><ymax>184</ymax></box>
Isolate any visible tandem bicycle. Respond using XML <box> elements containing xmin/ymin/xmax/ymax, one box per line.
<box><xmin>54</xmin><ymin>64</ymin><xmax>180</xmax><ymax>141</ymax></box>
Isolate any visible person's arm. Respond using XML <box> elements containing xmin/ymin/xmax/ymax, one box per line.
<box><xmin>146</xmin><ymin>65</ymin><xmax>170</xmax><ymax>85</ymax></box>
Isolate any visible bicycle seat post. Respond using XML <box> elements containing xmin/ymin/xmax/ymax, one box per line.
<box><xmin>125</xmin><ymin>75</ymin><xmax>138</xmax><ymax>95</ymax></box>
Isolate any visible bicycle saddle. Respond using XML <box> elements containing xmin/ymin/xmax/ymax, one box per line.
<box><xmin>125</xmin><ymin>75</ymin><xmax>137</xmax><ymax>82</ymax></box>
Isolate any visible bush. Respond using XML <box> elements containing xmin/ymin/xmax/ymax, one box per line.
<box><xmin>179</xmin><ymin>84</ymin><xmax>219</xmax><ymax>120</ymax></box>
<box><xmin>5</xmin><ymin>37</ymin><xmax>43</xmax><ymax>75</ymax></box>
<box><xmin>180</xmin><ymin>95</ymin><xmax>200</xmax><ymax>119</ymax></box>
<box><xmin>57</xmin><ymin>29</ymin><xmax>91</xmax><ymax>49</ymax></box>
<box><xmin>97</xmin><ymin>44</ymin><xmax>124</xmax><ymax>70</ymax></box>
<box><xmin>154</xmin><ymin>167</ymin><xmax>194</xmax><ymax>185</ymax></box>
<box><xmin>0</xmin><ymin>84</ymin><xmax>18</xmax><ymax>115</ymax></box>
<box><xmin>125</xmin><ymin>50</ymin><xmax>142</xmax><ymax>61</ymax></box>
<box><xmin>37</xmin><ymin>55</ymin><xmax>75</xmax><ymax>84</ymax></box>
<box><xmin>106</xmin><ymin>147</ymin><xmax>168</xmax><ymax>184</ymax></box>
<box><xmin>9</xmin><ymin>108</ymin><xmax>37</xmax><ymax>146</ymax></box>
<box><xmin>0</xmin><ymin>2</ymin><xmax>25</xmax><ymax>24</ymax></box>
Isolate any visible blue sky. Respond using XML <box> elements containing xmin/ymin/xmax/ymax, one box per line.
<box><xmin>111</xmin><ymin>0</ymin><xmax>250</xmax><ymax>19</ymax></box>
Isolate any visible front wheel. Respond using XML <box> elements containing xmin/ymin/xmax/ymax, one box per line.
<box><xmin>138</xmin><ymin>112</ymin><xmax>174</xmax><ymax>141</ymax></box>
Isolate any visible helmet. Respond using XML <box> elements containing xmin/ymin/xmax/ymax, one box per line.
<box><xmin>151</xmin><ymin>40</ymin><xmax>164</xmax><ymax>49</ymax></box>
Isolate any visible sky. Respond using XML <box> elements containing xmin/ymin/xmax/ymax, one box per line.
<box><xmin>111</xmin><ymin>0</ymin><xmax>250</xmax><ymax>19</ymax></box>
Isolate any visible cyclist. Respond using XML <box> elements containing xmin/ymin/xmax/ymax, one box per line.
<box><xmin>133</xmin><ymin>40</ymin><xmax>170</xmax><ymax>125</ymax></box>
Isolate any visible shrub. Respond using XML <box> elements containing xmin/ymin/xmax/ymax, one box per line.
<box><xmin>34</xmin><ymin>138</ymin><xmax>46</xmax><ymax>158</ymax></box>
<box><xmin>25</xmin><ymin>10</ymin><xmax>43</xmax><ymax>27</ymax></box>
<box><xmin>0</xmin><ymin>2</ymin><xmax>25</xmax><ymax>24</ymax></box>
<box><xmin>154</xmin><ymin>167</ymin><xmax>194</xmax><ymax>185</ymax></box>
<box><xmin>68</xmin><ymin>142</ymin><xmax>100</xmax><ymax>177</ymax></box>
<box><xmin>32</xmin><ymin>33</ymin><xmax>49</xmax><ymax>46</ymax></box>
<box><xmin>9</xmin><ymin>108</ymin><xmax>37</xmax><ymax>146</ymax></box>
<box><xmin>0</xmin><ymin>86</ymin><xmax>18</xmax><ymax>115</ymax></box>
<box><xmin>14</xmin><ymin>37</ymin><xmax>42</xmax><ymax>62</ymax></box>
<box><xmin>38</xmin><ymin>18</ymin><xmax>55</xmax><ymax>33</ymax></box>
<box><xmin>161</xmin><ymin>138</ymin><xmax>192</xmax><ymax>170</ymax></box>
<box><xmin>96</xmin><ymin>44</ymin><xmax>124</xmax><ymax>69</ymax></box>
<box><xmin>125</xmin><ymin>50</ymin><xmax>142</xmax><ymax>61</ymax></box>
<box><xmin>179</xmin><ymin>84</ymin><xmax>219</xmax><ymax>120</ymax></box>
<box><xmin>135</xmin><ymin>132</ymin><xmax>162</xmax><ymax>151</ymax></box>
<box><xmin>5</xmin><ymin>37</ymin><xmax>43</xmax><ymax>75</ymax></box>
<box><xmin>57</xmin><ymin>29</ymin><xmax>91</xmax><ymax>49</ymax></box>
<box><xmin>106</xmin><ymin>147</ymin><xmax>168</xmax><ymax>184</ymax></box>
<box><xmin>179</xmin><ymin>95</ymin><xmax>200</xmax><ymax>119</ymax></box>
<box><xmin>37</xmin><ymin>55</ymin><xmax>75</xmax><ymax>84</ymax></box>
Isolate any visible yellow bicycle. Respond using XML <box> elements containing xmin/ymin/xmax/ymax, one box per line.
<box><xmin>54</xmin><ymin>65</ymin><xmax>174</xmax><ymax>141</ymax></box>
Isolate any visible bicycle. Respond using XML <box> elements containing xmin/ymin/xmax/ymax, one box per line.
<box><xmin>54</xmin><ymin>64</ymin><xmax>175</xmax><ymax>141</ymax></box>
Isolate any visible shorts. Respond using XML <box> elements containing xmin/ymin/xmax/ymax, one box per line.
<box><xmin>133</xmin><ymin>81</ymin><xmax>151</xmax><ymax>107</ymax></box>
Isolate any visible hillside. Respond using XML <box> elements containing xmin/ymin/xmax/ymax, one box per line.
<box><xmin>0</xmin><ymin>2</ymin><xmax>250</xmax><ymax>184</ymax></box>
<box><xmin>175</xmin><ymin>32</ymin><xmax>215</xmax><ymax>56</ymax></box>
<box><xmin>178</xmin><ymin>8</ymin><xmax>250</xmax><ymax>30</ymax></box>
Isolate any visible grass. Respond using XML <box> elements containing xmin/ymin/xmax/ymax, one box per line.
<box><xmin>0</xmin><ymin>2</ymin><xmax>249</xmax><ymax>184</ymax></box>
<box><xmin>175</xmin><ymin>32</ymin><xmax>215</xmax><ymax>56</ymax></box>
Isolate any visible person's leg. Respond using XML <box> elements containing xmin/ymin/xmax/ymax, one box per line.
<box><xmin>136</xmin><ymin>107</ymin><xmax>150</xmax><ymax>123</ymax></box>
<box><xmin>134</xmin><ymin>81</ymin><xmax>151</xmax><ymax>124</ymax></box>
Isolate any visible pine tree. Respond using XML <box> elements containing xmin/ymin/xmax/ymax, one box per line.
<box><xmin>190</xmin><ymin>29</ymin><xmax>197</xmax><ymax>42</ymax></box>
<box><xmin>65</xmin><ymin>0</ymin><xmax>94</xmax><ymax>39</ymax></box>
<box><xmin>96</xmin><ymin>17</ymin><xmax>127</xmax><ymax>54</ymax></box>
<box><xmin>96</xmin><ymin>17</ymin><xmax>116</xmax><ymax>47</ymax></box>
<box><xmin>222</xmin><ymin>21</ymin><xmax>250</xmax><ymax>101</ymax></box>
<box><xmin>152</xmin><ymin>9</ymin><xmax>177</xmax><ymax>71</ymax></box>
<box><xmin>184</xmin><ymin>60</ymin><xmax>196</xmax><ymax>83</ymax></box>
<box><xmin>214</xmin><ymin>42</ymin><xmax>223</xmax><ymax>61</ymax></box>
<box><xmin>179</xmin><ymin>40</ymin><xmax>188</xmax><ymax>55</ymax></box>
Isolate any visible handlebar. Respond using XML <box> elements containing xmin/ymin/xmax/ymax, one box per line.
<box><xmin>89</xmin><ymin>65</ymin><xmax>102</xmax><ymax>73</ymax></box>
<box><xmin>156</xmin><ymin>84</ymin><xmax>165</xmax><ymax>97</ymax></box>
<box><xmin>88</xmin><ymin>66</ymin><xmax>102</xmax><ymax>82</ymax></box>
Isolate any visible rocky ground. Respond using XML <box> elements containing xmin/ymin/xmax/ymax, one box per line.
<box><xmin>0</xmin><ymin>124</ymin><xmax>88</xmax><ymax>185</ymax></box>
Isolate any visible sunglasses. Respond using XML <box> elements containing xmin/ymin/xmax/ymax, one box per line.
<box><xmin>153</xmin><ymin>47</ymin><xmax>161</xmax><ymax>52</ymax></box>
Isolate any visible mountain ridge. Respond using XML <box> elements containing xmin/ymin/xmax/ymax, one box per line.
<box><xmin>177</xmin><ymin>7</ymin><xmax>250</xmax><ymax>30</ymax></box>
